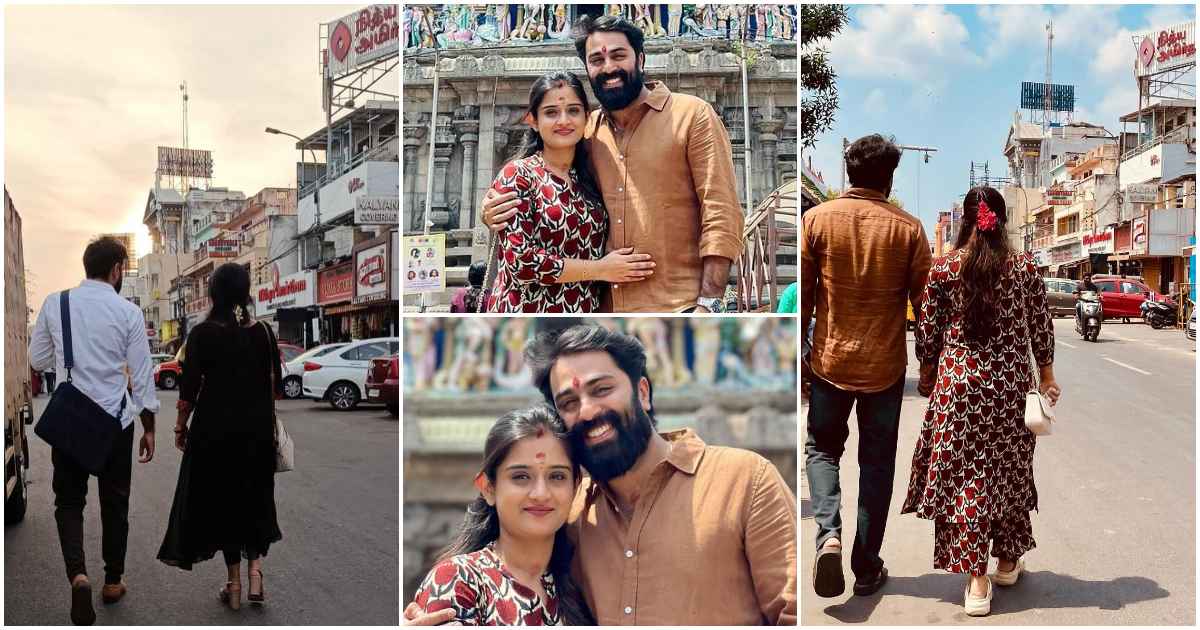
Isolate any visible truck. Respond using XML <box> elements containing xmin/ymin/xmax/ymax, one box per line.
<box><xmin>5</xmin><ymin>187</ymin><xmax>33</xmax><ymax>524</ymax></box>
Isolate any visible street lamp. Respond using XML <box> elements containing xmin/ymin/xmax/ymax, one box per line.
<box><xmin>265</xmin><ymin>126</ymin><xmax>323</xmax><ymax>265</ymax></box>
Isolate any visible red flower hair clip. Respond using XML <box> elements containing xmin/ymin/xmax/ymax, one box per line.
<box><xmin>976</xmin><ymin>199</ymin><xmax>998</xmax><ymax>232</ymax></box>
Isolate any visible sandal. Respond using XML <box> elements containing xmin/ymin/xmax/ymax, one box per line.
<box><xmin>248</xmin><ymin>570</ymin><xmax>265</xmax><ymax>606</ymax></box>
<box><xmin>219</xmin><ymin>582</ymin><xmax>242</xmax><ymax>611</ymax></box>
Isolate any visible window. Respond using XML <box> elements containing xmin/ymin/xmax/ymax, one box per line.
<box><xmin>280</xmin><ymin>346</ymin><xmax>303</xmax><ymax>362</ymax></box>
<box><xmin>1096</xmin><ymin>281</ymin><xmax>1117</xmax><ymax>293</ymax></box>
<box><xmin>1121</xmin><ymin>282</ymin><xmax>1145</xmax><ymax>295</ymax></box>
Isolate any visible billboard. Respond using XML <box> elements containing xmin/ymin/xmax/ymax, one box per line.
<box><xmin>1020</xmin><ymin>82</ymin><xmax>1075</xmax><ymax>112</ymax></box>
<box><xmin>355</xmin><ymin>196</ymin><xmax>399</xmax><ymax>225</ymax></box>
<box><xmin>325</xmin><ymin>4</ymin><xmax>400</xmax><ymax>79</ymax></box>
<box><xmin>1126</xmin><ymin>183</ymin><xmax>1160</xmax><ymax>204</ymax></box>
<box><xmin>354</xmin><ymin>241</ymin><xmax>390</xmax><ymax>304</ymax></box>
<box><xmin>157</xmin><ymin>147</ymin><xmax>213</xmax><ymax>179</ymax></box>
<box><xmin>1136</xmin><ymin>22</ymin><xmax>1196</xmax><ymax>76</ymax></box>
<box><xmin>207</xmin><ymin>238</ymin><xmax>239</xmax><ymax>257</ymax></box>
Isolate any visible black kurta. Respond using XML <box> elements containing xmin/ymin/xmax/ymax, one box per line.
<box><xmin>158</xmin><ymin>320</ymin><xmax>284</xmax><ymax>569</ymax></box>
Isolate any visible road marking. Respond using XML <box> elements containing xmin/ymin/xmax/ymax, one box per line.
<box><xmin>1059</xmin><ymin>341</ymin><xmax>1078</xmax><ymax>349</ymax></box>
<box><xmin>1102</xmin><ymin>357</ymin><xmax>1152</xmax><ymax>375</ymax></box>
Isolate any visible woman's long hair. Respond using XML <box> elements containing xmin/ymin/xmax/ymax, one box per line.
<box><xmin>952</xmin><ymin>186</ymin><xmax>1013</xmax><ymax>342</ymax></box>
<box><xmin>511</xmin><ymin>71</ymin><xmax>605</xmax><ymax>207</ymax></box>
<box><xmin>436</xmin><ymin>404</ymin><xmax>595</xmax><ymax>625</ymax></box>
<box><xmin>205</xmin><ymin>262</ymin><xmax>253</xmax><ymax>327</ymax></box>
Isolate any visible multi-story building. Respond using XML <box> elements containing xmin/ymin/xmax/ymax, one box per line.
<box><xmin>142</xmin><ymin>188</ymin><xmax>191</xmax><ymax>351</ymax></box>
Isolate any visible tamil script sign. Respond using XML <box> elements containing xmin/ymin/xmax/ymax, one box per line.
<box><xmin>355</xmin><ymin>196</ymin><xmax>399</xmax><ymax>225</ymax></box>
<box><xmin>325</xmin><ymin>5</ymin><xmax>400</xmax><ymax>79</ymax></box>
<box><xmin>404</xmin><ymin>233</ymin><xmax>445</xmax><ymax>294</ymax></box>
<box><xmin>157</xmin><ymin>146</ymin><xmax>213</xmax><ymax>179</ymax></box>
<box><xmin>1137</xmin><ymin>21</ymin><xmax>1196</xmax><ymax>76</ymax></box>
<box><xmin>1126</xmin><ymin>183</ymin><xmax>1159</xmax><ymax>204</ymax></box>
<box><xmin>1020</xmin><ymin>82</ymin><xmax>1076</xmax><ymax>112</ymax></box>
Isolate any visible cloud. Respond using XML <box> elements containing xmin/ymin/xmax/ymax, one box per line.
<box><xmin>827</xmin><ymin>5</ymin><xmax>982</xmax><ymax>82</ymax></box>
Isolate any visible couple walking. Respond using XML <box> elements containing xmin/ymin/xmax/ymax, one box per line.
<box><xmin>404</xmin><ymin>325</ymin><xmax>797</xmax><ymax>625</ymax></box>
<box><xmin>801</xmin><ymin>135</ymin><xmax>1063</xmax><ymax>616</ymax></box>
<box><xmin>476</xmin><ymin>14</ymin><xmax>744</xmax><ymax>314</ymax></box>
<box><xmin>29</xmin><ymin>237</ymin><xmax>282</xmax><ymax>625</ymax></box>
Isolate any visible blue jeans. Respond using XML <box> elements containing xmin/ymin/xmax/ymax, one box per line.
<box><xmin>805</xmin><ymin>376</ymin><xmax>903</xmax><ymax>581</ymax></box>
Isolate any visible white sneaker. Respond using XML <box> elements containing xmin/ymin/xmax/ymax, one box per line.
<box><xmin>993</xmin><ymin>558</ymin><xmax>1024</xmax><ymax>586</ymax></box>
<box><xmin>964</xmin><ymin>576</ymin><xmax>992</xmax><ymax>617</ymax></box>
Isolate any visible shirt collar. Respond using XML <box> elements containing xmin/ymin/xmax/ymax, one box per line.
<box><xmin>841</xmin><ymin>187</ymin><xmax>889</xmax><ymax>202</ymax></box>
<box><xmin>586</xmin><ymin>427</ymin><xmax>707</xmax><ymax>506</ymax></box>
<box><xmin>600</xmin><ymin>80</ymin><xmax>670</xmax><ymax>126</ymax></box>
<box><xmin>79</xmin><ymin>279</ymin><xmax>116</xmax><ymax>293</ymax></box>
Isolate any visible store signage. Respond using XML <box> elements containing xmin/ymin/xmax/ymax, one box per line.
<box><xmin>1047</xmin><ymin>187</ymin><xmax>1073</xmax><ymax>206</ymax></box>
<box><xmin>390</xmin><ymin>231</ymin><xmax>400</xmax><ymax>301</ymax></box>
<box><xmin>1126</xmin><ymin>183</ymin><xmax>1159</xmax><ymax>203</ymax></box>
<box><xmin>1136</xmin><ymin>21</ymin><xmax>1196</xmax><ymax>76</ymax></box>
<box><xmin>1084</xmin><ymin>226</ymin><xmax>1115</xmax><ymax>255</ymax></box>
<box><xmin>324</xmin><ymin>5</ymin><xmax>400</xmax><ymax>79</ymax></box>
<box><xmin>207</xmin><ymin>238</ymin><xmax>239</xmax><ymax>258</ymax></box>
<box><xmin>354</xmin><ymin>242</ymin><xmax>390</xmax><ymax>304</ymax></box>
<box><xmin>1133</xmin><ymin>217</ymin><xmax>1148</xmax><ymax>254</ymax></box>
<box><xmin>1050</xmin><ymin>243</ymin><xmax>1083</xmax><ymax>264</ymax></box>
<box><xmin>404</xmin><ymin>233</ymin><xmax>446</xmax><ymax>294</ymax></box>
<box><xmin>355</xmin><ymin>196</ymin><xmax>399</xmax><ymax>225</ymax></box>
<box><xmin>348</xmin><ymin>177</ymin><xmax>365</xmax><ymax>194</ymax></box>
<box><xmin>317</xmin><ymin>262</ymin><xmax>355</xmax><ymax>305</ymax></box>
<box><xmin>253</xmin><ymin>268</ymin><xmax>316</xmax><ymax>317</ymax></box>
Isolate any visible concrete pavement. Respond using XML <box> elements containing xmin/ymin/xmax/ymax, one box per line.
<box><xmin>801</xmin><ymin>318</ymin><xmax>1195</xmax><ymax>624</ymax></box>
<box><xmin>5</xmin><ymin>390</ymin><xmax>399</xmax><ymax>626</ymax></box>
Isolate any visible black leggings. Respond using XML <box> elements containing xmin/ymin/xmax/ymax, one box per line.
<box><xmin>223</xmin><ymin>546</ymin><xmax>262</xmax><ymax>567</ymax></box>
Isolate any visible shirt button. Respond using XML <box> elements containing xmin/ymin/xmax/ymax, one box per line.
<box><xmin>625</xmin><ymin>549</ymin><xmax>634</xmax><ymax>558</ymax></box>
<box><xmin>617</xmin><ymin>187</ymin><xmax>624</xmax><ymax>192</ymax></box>
<box><xmin>618</xmin><ymin>155</ymin><xmax>625</xmax><ymax>161</ymax></box>
<box><xmin>617</xmin><ymin>219</ymin><xmax>622</xmax><ymax>224</ymax></box>
<box><xmin>624</xmin><ymin>606</ymin><xmax>633</xmax><ymax>615</ymax></box>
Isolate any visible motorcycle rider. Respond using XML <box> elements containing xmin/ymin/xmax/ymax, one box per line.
<box><xmin>1074</xmin><ymin>273</ymin><xmax>1103</xmax><ymax>335</ymax></box>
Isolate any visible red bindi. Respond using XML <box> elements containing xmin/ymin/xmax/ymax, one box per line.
<box><xmin>572</xmin><ymin>376</ymin><xmax>582</xmax><ymax>389</ymax></box>
<box><xmin>601</xmin><ymin>45</ymin><xmax>608</xmax><ymax>55</ymax></box>
<box><xmin>535</xmin><ymin>452</ymin><xmax>546</xmax><ymax>461</ymax></box>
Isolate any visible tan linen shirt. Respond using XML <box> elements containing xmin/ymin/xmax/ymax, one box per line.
<box><xmin>567</xmin><ymin>428</ymin><xmax>797</xmax><ymax>625</ymax></box>
<box><xmin>586</xmin><ymin>81</ymin><xmax>744</xmax><ymax>313</ymax></box>
<box><xmin>800</xmin><ymin>188</ymin><xmax>932</xmax><ymax>393</ymax></box>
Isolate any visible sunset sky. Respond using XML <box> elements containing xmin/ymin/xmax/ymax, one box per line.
<box><xmin>5</xmin><ymin>3</ymin><xmax>357</xmax><ymax>309</ymax></box>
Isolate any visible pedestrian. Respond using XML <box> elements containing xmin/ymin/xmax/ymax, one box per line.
<box><xmin>901</xmin><ymin>186</ymin><xmax>1061</xmax><ymax>616</ymax></box>
<box><xmin>411</xmin><ymin>405</ymin><xmax>594</xmax><ymax>625</ymax></box>
<box><xmin>449</xmin><ymin>261</ymin><xmax>486</xmax><ymax>313</ymax></box>
<box><xmin>483</xmin><ymin>14</ymin><xmax>744</xmax><ymax>313</ymax></box>
<box><xmin>28</xmin><ymin>236</ymin><xmax>160</xmax><ymax>625</ymax></box>
<box><xmin>801</xmin><ymin>133</ymin><xmax>932</xmax><ymax>598</ymax></box>
<box><xmin>405</xmin><ymin>324</ymin><xmax>797</xmax><ymax>625</ymax></box>
<box><xmin>157</xmin><ymin>262</ymin><xmax>283</xmax><ymax>611</ymax></box>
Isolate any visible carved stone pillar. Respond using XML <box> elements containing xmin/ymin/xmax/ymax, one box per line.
<box><xmin>454</xmin><ymin>106</ymin><xmax>480</xmax><ymax>229</ymax></box>
<box><xmin>754</xmin><ymin>117</ymin><xmax>785</xmax><ymax>196</ymax></box>
<box><xmin>403</xmin><ymin>121</ymin><xmax>427</xmax><ymax>231</ymax></box>
<box><xmin>724</xmin><ymin>108</ymin><xmax>748</xmax><ymax>211</ymax></box>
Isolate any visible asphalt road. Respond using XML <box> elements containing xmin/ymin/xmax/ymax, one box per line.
<box><xmin>5</xmin><ymin>389</ymin><xmax>399</xmax><ymax>626</ymax></box>
<box><xmin>801</xmin><ymin>317</ymin><xmax>1196</xmax><ymax>625</ymax></box>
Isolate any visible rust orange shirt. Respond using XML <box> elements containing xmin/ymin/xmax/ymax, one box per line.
<box><xmin>586</xmin><ymin>81</ymin><xmax>744</xmax><ymax>313</ymax></box>
<box><xmin>801</xmin><ymin>188</ymin><xmax>933</xmax><ymax>393</ymax></box>
<box><xmin>567</xmin><ymin>429</ymin><xmax>797</xmax><ymax>625</ymax></box>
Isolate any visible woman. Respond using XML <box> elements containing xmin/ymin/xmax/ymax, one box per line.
<box><xmin>451</xmin><ymin>261</ymin><xmax>487</xmax><ymax>313</ymax></box>
<box><xmin>158</xmin><ymin>262</ymin><xmax>283</xmax><ymax>610</ymax></box>
<box><xmin>413</xmin><ymin>405</ymin><xmax>593</xmax><ymax>625</ymax></box>
<box><xmin>901</xmin><ymin>187</ymin><xmax>1062</xmax><ymax>616</ymax></box>
<box><xmin>486</xmin><ymin>71</ymin><xmax>654</xmax><ymax>312</ymax></box>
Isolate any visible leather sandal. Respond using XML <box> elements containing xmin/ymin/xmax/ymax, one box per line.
<box><xmin>219</xmin><ymin>581</ymin><xmax>242</xmax><ymax>611</ymax></box>
<box><xmin>248</xmin><ymin>570</ymin><xmax>265</xmax><ymax>606</ymax></box>
<box><xmin>993</xmin><ymin>558</ymin><xmax>1024</xmax><ymax>586</ymax></box>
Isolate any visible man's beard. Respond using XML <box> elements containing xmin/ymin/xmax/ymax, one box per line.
<box><xmin>566</xmin><ymin>396</ymin><xmax>655</xmax><ymax>484</ymax></box>
<box><xmin>591</xmin><ymin>66</ymin><xmax>645</xmax><ymax>112</ymax></box>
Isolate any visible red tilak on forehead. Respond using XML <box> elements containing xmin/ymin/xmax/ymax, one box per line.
<box><xmin>572</xmin><ymin>376</ymin><xmax>582</xmax><ymax>389</ymax></box>
<box><xmin>601</xmin><ymin>45</ymin><xmax>608</xmax><ymax>55</ymax></box>
<box><xmin>535</xmin><ymin>452</ymin><xmax>546</xmax><ymax>461</ymax></box>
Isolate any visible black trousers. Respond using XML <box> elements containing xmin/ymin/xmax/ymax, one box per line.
<box><xmin>805</xmin><ymin>376</ymin><xmax>904</xmax><ymax>581</ymax></box>
<box><xmin>52</xmin><ymin>426</ymin><xmax>135</xmax><ymax>585</ymax></box>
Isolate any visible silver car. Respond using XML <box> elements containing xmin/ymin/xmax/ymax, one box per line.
<box><xmin>1043</xmin><ymin>278</ymin><xmax>1079</xmax><ymax>318</ymax></box>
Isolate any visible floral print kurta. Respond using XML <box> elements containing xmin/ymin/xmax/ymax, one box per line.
<box><xmin>415</xmin><ymin>543</ymin><xmax>561</xmax><ymax>625</ymax></box>
<box><xmin>486</xmin><ymin>152</ymin><xmax>608</xmax><ymax>313</ymax></box>
<box><xmin>902</xmin><ymin>251</ymin><xmax>1055</xmax><ymax>527</ymax></box>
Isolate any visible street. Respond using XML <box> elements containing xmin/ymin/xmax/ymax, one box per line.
<box><xmin>5</xmin><ymin>389</ymin><xmax>399</xmax><ymax>626</ymax></box>
<box><xmin>801</xmin><ymin>318</ymin><xmax>1196</xmax><ymax>625</ymax></box>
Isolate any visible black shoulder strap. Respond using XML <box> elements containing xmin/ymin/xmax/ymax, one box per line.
<box><xmin>60</xmin><ymin>290</ymin><xmax>73</xmax><ymax>382</ymax></box>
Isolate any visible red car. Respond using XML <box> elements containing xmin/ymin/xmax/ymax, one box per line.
<box><xmin>365</xmin><ymin>355</ymin><xmax>399</xmax><ymax>417</ymax></box>
<box><xmin>1090</xmin><ymin>275</ymin><xmax>1174</xmax><ymax>319</ymax></box>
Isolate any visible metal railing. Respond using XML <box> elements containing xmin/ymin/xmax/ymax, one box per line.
<box><xmin>736</xmin><ymin>183</ymin><xmax>796</xmax><ymax>312</ymax></box>
<box><xmin>1121</xmin><ymin>125</ymin><xmax>1196</xmax><ymax>161</ymax></box>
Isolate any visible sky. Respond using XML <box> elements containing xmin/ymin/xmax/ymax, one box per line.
<box><xmin>4</xmin><ymin>3</ymin><xmax>359</xmax><ymax>310</ymax></box>
<box><xmin>802</xmin><ymin>3</ymin><xmax>1197</xmax><ymax>239</ymax></box>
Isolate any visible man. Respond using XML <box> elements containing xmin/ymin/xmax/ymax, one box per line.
<box><xmin>484</xmin><ymin>15</ymin><xmax>744</xmax><ymax>313</ymax></box>
<box><xmin>407</xmin><ymin>325</ymin><xmax>796</xmax><ymax>625</ymax></box>
<box><xmin>801</xmin><ymin>134</ymin><xmax>932</xmax><ymax>599</ymax></box>
<box><xmin>29</xmin><ymin>237</ymin><xmax>159</xmax><ymax>625</ymax></box>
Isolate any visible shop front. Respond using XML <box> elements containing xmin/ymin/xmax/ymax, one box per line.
<box><xmin>1049</xmin><ymin>241</ymin><xmax>1086</xmax><ymax>279</ymax></box>
<box><xmin>349</xmin><ymin>235</ymin><xmax>397</xmax><ymax>340</ymax></box>
<box><xmin>317</xmin><ymin>260</ymin><xmax>356</xmax><ymax>342</ymax></box>
<box><xmin>253</xmin><ymin>266</ymin><xmax>317</xmax><ymax>348</ymax></box>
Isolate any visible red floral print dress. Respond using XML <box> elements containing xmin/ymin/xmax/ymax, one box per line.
<box><xmin>486</xmin><ymin>153</ymin><xmax>608</xmax><ymax>313</ymax></box>
<box><xmin>414</xmin><ymin>543</ymin><xmax>561</xmax><ymax>625</ymax></box>
<box><xmin>901</xmin><ymin>250</ymin><xmax>1055</xmax><ymax>575</ymax></box>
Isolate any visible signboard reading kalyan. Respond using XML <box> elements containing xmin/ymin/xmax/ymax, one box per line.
<box><xmin>355</xmin><ymin>196</ymin><xmax>399</xmax><ymax>225</ymax></box>
<box><xmin>1136</xmin><ymin>21</ymin><xmax>1196</xmax><ymax>77</ymax></box>
<box><xmin>354</xmin><ymin>241</ymin><xmax>390</xmax><ymax>305</ymax></box>
<box><xmin>253</xmin><ymin>268</ymin><xmax>316</xmax><ymax>318</ymax></box>
<box><xmin>318</xmin><ymin>261</ymin><xmax>355</xmax><ymax>305</ymax></box>
<box><xmin>325</xmin><ymin>4</ymin><xmax>400</xmax><ymax>79</ymax></box>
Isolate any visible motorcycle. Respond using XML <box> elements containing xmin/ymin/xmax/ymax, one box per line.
<box><xmin>1075</xmin><ymin>290</ymin><xmax>1102</xmax><ymax>342</ymax></box>
<box><xmin>1140</xmin><ymin>294</ymin><xmax>1177</xmax><ymax>329</ymax></box>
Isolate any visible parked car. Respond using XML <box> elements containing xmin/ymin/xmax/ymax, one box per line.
<box><xmin>1187</xmin><ymin>310</ymin><xmax>1196</xmax><ymax>344</ymax></box>
<box><xmin>365</xmin><ymin>355</ymin><xmax>399</xmax><ymax>417</ymax></box>
<box><xmin>302</xmin><ymin>337</ymin><xmax>400</xmax><ymax>410</ymax></box>
<box><xmin>1090</xmin><ymin>274</ymin><xmax>1175</xmax><ymax>321</ymax></box>
<box><xmin>149</xmin><ymin>353</ymin><xmax>174</xmax><ymax>366</ymax></box>
<box><xmin>1043</xmin><ymin>278</ymin><xmax>1080</xmax><ymax>318</ymax></box>
<box><xmin>278</xmin><ymin>343</ymin><xmax>304</xmax><ymax>364</ymax></box>
<box><xmin>154</xmin><ymin>358</ymin><xmax>181</xmax><ymax>390</ymax></box>
<box><xmin>282</xmin><ymin>343</ymin><xmax>349</xmax><ymax>399</ymax></box>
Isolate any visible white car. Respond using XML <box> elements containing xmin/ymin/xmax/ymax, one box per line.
<box><xmin>302</xmin><ymin>337</ymin><xmax>399</xmax><ymax>410</ymax></box>
<box><xmin>281</xmin><ymin>343</ymin><xmax>348</xmax><ymax>399</ymax></box>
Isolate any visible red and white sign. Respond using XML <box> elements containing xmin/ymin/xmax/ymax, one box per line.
<box><xmin>1133</xmin><ymin>217</ymin><xmax>1148</xmax><ymax>254</ymax></box>
<box><xmin>208</xmin><ymin>238</ymin><xmax>239</xmax><ymax>258</ymax></box>
<box><xmin>354</xmin><ymin>242</ymin><xmax>390</xmax><ymax>304</ymax></box>
<box><xmin>324</xmin><ymin>5</ymin><xmax>399</xmax><ymax>79</ymax></box>
<box><xmin>317</xmin><ymin>261</ymin><xmax>355</xmax><ymax>305</ymax></box>
<box><xmin>1084</xmin><ymin>226</ymin><xmax>1115</xmax><ymax>255</ymax></box>
<box><xmin>1046</xmin><ymin>186</ymin><xmax>1073</xmax><ymax>206</ymax></box>
<box><xmin>253</xmin><ymin>268</ymin><xmax>315</xmax><ymax>317</ymax></box>
<box><xmin>1136</xmin><ymin>22</ymin><xmax>1196</xmax><ymax>76</ymax></box>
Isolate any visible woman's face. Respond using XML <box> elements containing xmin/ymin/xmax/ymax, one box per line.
<box><xmin>531</xmin><ymin>84</ymin><xmax>587</xmax><ymax>153</ymax></box>
<box><xmin>484</xmin><ymin>432</ymin><xmax>576</xmax><ymax>542</ymax></box>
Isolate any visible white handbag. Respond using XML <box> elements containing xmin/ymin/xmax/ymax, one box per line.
<box><xmin>274</xmin><ymin>418</ymin><xmax>294</xmax><ymax>473</ymax></box>
<box><xmin>1024</xmin><ymin>345</ymin><xmax>1056</xmax><ymax>436</ymax></box>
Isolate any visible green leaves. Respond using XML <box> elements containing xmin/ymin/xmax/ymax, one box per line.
<box><xmin>801</xmin><ymin>5</ymin><xmax>850</xmax><ymax>150</ymax></box>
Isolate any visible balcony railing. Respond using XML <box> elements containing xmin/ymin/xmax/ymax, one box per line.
<box><xmin>1122</xmin><ymin>124</ymin><xmax>1196</xmax><ymax>160</ymax></box>
<box><xmin>300</xmin><ymin>133</ymin><xmax>399</xmax><ymax>199</ymax></box>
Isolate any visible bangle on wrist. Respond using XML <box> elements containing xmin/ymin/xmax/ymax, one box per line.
<box><xmin>174</xmin><ymin>426</ymin><xmax>186</xmax><ymax>433</ymax></box>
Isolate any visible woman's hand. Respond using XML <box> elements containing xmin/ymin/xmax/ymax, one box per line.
<box><xmin>917</xmin><ymin>362</ymin><xmax>937</xmax><ymax>398</ymax></box>
<box><xmin>598</xmin><ymin>247</ymin><xmax>655</xmax><ymax>284</ymax></box>
<box><xmin>174</xmin><ymin>426</ymin><xmax>188</xmax><ymax>452</ymax></box>
<box><xmin>403</xmin><ymin>602</ymin><xmax>457</xmax><ymax>626</ymax></box>
<box><xmin>482</xmin><ymin>189</ymin><xmax>520</xmax><ymax>232</ymax></box>
<box><xmin>1040</xmin><ymin>377</ymin><xmax>1062</xmax><ymax>406</ymax></box>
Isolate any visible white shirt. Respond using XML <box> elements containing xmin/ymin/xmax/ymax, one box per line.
<box><xmin>29</xmin><ymin>279</ymin><xmax>161</xmax><ymax>429</ymax></box>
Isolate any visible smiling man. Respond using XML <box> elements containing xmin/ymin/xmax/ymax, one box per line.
<box><xmin>485</xmin><ymin>16</ymin><xmax>744</xmax><ymax>313</ymax></box>
<box><xmin>526</xmin><ymin>324</ymin><xmax>796</xmax><ymax>625</ymax></box>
